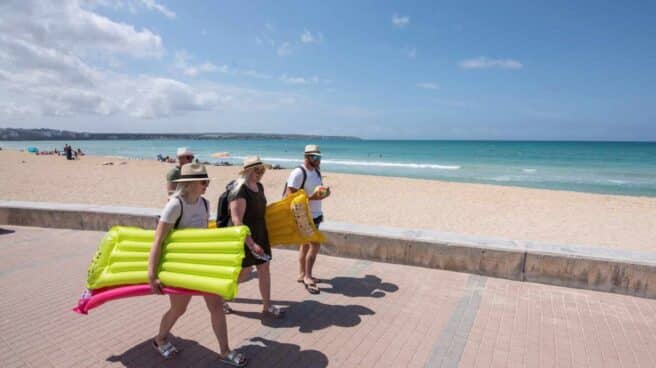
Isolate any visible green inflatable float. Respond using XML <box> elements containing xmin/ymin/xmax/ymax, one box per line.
<box><xmin>86</xmin><ymin>226</ymin><xmax>248</xmax><ymax>300</ymax></box>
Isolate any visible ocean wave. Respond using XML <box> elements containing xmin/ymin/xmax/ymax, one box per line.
<box><xmin>231</xmin><ymin>156</ymin><xmax>461</xmax><ymax>170</ymax></box>
<box><xmin>522</xmin><ymin>168</ymin><xmax>537</xmax><ymax>173</ymax></box>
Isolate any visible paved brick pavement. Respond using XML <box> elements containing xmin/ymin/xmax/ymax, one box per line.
<box><xmin>1</xmin><ymin>225</ymin><xmax>655</xmax><ymax>368</ymax></box>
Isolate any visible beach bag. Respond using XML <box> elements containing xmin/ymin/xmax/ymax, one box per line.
<box><xmin>216</xmin><ymin>180</ymin><xmax>236</xmax><ymax>228</ymax></box>
<box><xmin>282</xmin><ymin>166</ymin><xmax>321</xmax><ymax>197</ymax></box>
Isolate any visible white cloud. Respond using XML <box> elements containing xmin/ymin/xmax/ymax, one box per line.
<box><xmin>281</xmin><ymin>75</ymin><xmax>308</xmax><ymax>85</ymax></box>
<box><xmin>138</xmin><ymin>0</ymin><xmax>176</xmax><ymax>19</ymax></box>
<box><xmin>417</xmin><ymin>82</ymin><xmax>439</xmax><ymax>90</ymax></box>
<box><xmin>392</xmin><ymin>14</ymin><xmax>410</xmax><ymax>28</ymax></box>
<box><xmin>87</xmin><ymin>0</ymin><xmax>175</xmax><ymax>19</ymax></box>
<box><xmin>459</xmin><ymin>57</ymin><xmax>523</xmax><ymax>70</ymax></box>
<box><xmin>300</xmin><ymin>29</ymin><xmax>323</xmax><ymax>44</ymax></box>
<box><xmin>277</xmin><ymin>42</ymin><xmax>292</xmax><ymax>56</ymax></box>
<box><xmin>176</xmin><ymin>52</ymin><xmax>272</xmax><ymax>79</ymax></box>
<box><xmin>241</xmin><ymin>70</ymin><xmax>272</xmax><ymax>79</ymax></box>
<box><xmin>0</xmin><ymin>0</ymin><xmax>234</xmax><ymax>120</ymax></box>
<box><xmin>0</xmin><ymin>0</ymin><xmax>315</xmax><ymax>127</ymax></box>
<box><xmin>174</xmin><ymin>51</ymin><xmax>220</xmax><ymax>77</ymax></box>
<box><xmin>0</xmin><ymin>0</ymin><xmax>164</xmax><ymax>59</ymax></box>
<box><xmin>280</xmin><ymin>74</ymin><xmax>329</xmax><ymax>85</ymax></box>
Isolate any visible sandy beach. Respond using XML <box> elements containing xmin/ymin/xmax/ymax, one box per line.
<box><xmin>1</xmin><ymin>149</ymin><xmax>655</xmax><ymax>251</ymax></box>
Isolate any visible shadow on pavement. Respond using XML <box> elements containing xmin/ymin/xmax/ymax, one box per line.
<box><xmin>240</xmin><ymin>337</ymin><xmax>328</xmax><ymax>367</ymax></box>
<box><xmin>106</xmin><ymin>336</ymin><xmax>215</xmax><ymax>368</ymax></box>
<box><xmin>106</xmin><ymin>336</ymin><xmax>327</xmax><ymax>368</ymax></box>
<box><xmin>0</xmin><ymin>228</ymin><xmax>15</xmax><ymax>235</ymax></box>
<box><xmin>231</xmin><ymin>298</ymin><xmax>374</xmax><ymax>333</ymax></box>
<box><xmin>320</xmin><ymin>274</ymin><xmax>399</xmax><ymax>298</ymax></box>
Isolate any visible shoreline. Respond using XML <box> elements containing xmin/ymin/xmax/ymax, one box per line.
<box><xmin>1</xmin><ymin>149</ymin><xmax>655</xmax><ymax>251</ymax></box>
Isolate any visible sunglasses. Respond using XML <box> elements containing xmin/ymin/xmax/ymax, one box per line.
<box><xmin>199</xmin><ymin>180</ymin><xmax>210</xmax><ymax>186</ymax></box>
<box><xmin>307</xmin><ymin>155</ymin><xmax>321</xmax><ymax>161</ymax></box>
<box><xmin>254</xmin><ymin>167</ymin><xmax>266</xmax><ymax>174</ymax></box>
<box><xmin>180</xmin><ymin>155</ymin><xmax>194</xmax><ymax>160</ymax></box>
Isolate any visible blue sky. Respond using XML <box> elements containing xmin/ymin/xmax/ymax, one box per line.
<box><xmin>0</xmin><ymin>0</ymin><xmax>654</xmax><ymax>140</ymax></box>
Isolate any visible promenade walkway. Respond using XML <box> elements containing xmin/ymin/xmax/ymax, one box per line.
<box><xmin>1</xmin><ymin>225</ymin><xmax>655</xmax><ymax>368</ymax></box>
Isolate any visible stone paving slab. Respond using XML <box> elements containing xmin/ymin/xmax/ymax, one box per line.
<box><xmin>1</xmin><ymin>226</ymin><xmax>655</xmax><ymax>368</ymax></box>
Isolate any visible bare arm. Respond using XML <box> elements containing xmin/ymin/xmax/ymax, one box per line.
<box><xmin>284</xmin><ymin>186</ymin><xmax>298</xmax><ymax>197</ymax></box>
<box><xmin>148</xmin><ymin>220</ymin><xmax>173</xmax><ymax>293</ymax></box>
<box><xmin>286</xmin><ymin>185</ymin><xmax>330</xmax><ymax>200</ymax></box>
<box><xmin>229</xmin><ymin>198</ymin><xmax>264</xmax><ymax>255</ymax></box>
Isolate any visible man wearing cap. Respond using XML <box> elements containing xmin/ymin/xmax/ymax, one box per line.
<box><xmin>284</xmin><ymin>144</ymin><xmax>331</xmax><ymax>294</ymax></box>
<box><xmin>166</xmin><ymin>148</ymin><xmax>195</xmax><ymax>196</ymax></box>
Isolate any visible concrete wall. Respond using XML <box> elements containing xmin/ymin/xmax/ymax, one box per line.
<box><xmin>1</xmin><ymin>200</ymin><xmax>655</xmax><ymax>299</ymax></box>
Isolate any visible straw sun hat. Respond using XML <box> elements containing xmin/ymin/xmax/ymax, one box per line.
<box><xmin>239</xmin><ymin>156</ymin><xmax>272</xmax><ymax>175</ymax></box>
<box><xmin>172</xmin><ymin>163</ymin><xmax>209</xmax><ymax>183</ymax></box>
<box><xmin>304</xmin><ymin>144</ymin><xmax>321</xmax><ymax>156</ymax></box>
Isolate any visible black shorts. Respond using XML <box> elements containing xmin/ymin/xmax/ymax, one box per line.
<box><xmin>313</xmin><ymin>215</ymin><xmax>323</xmax><ymax>229</ymax></box>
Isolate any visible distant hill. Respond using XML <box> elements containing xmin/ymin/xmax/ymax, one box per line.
<box><xmin>0</xmin><ymin>128</ymin><xmax>361</xmax><ymax>141</ymax></box>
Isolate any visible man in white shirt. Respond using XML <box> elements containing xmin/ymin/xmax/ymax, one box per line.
<box><xmin>284</xmin><ymin>144</ymin><xmax>330</xmax><ymax>294</ymax></box>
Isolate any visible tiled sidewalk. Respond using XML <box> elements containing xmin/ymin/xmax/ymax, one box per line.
<box><xmin>0</xmin><ymin>226</ymin><xmax>655</xmax><ymax>368</ymax></box>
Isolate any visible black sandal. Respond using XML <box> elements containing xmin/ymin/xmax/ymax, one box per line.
<box><xmin>303</xmin><ymin>280</ymin><xmax>320</xmax><ymax>294</ymax></box>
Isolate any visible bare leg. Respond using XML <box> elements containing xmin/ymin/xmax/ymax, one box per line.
<box><xmin>203</xmin><ymin>295</ymin><xmax>230</xmax><ymax>356</ymax></box>
<box><xmin>256</xmin><ymin>262</ymin><xmax>271</xmax><ymax>310</ymax></box>
<box><xmin>155</xmin><ymin>294</ymin><xmax>192</xmax><ymax>345</ymax></box>
<box><xmin>304</xmin><ymin>243</ymin><xmax>321</xmax><ymax>284</ymax></box>
<box><xmin>238</xmin><ymin>266</ymin><xmax>252</xmax><ymax>283</ymax></box>
<box><xmin>298</xmin><ymin>243</ymin><xmax>309</xmax><ymax>281</ymax></box>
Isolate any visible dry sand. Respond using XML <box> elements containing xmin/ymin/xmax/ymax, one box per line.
<box><xmin>1</xmin><ymin>149</ymin><xmax>655</xmax><ymax>251</ymax></box>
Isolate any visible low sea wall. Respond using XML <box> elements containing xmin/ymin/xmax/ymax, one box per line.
<box><xmin>1</xmin><ymin>200</ymin><xmax>655</xmax><ymax>299</ymax></box>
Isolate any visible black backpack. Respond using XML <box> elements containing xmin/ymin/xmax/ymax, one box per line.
<box><xmin>215</xmin><ymin>180</ymin><xmax>236</xmax><ymax>228</ymax></box>
<box><xmin>174</xmin><ymin>196</ymin><xmax>208</xmax><ymax>229</ymax></box>
<box><xmin>282</xmin><ymin>166</ymin><xmax>321</xmax><ymax>197</ymax></box>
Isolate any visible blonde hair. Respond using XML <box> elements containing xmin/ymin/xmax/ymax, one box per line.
<box><xmin>229</xmin><ymin>172</ymin><xmax>249</xmax><ymax>198</ymax></box>
<box><xmin>172</xmin><ymin>182</ymin><xmax>192</xmax><ymax>200</ymax></box>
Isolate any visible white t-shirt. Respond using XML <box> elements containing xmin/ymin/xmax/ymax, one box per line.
<box><xmin>287</xmin><ymin>164</ymin><xmax>323</xmax><ymax>218</ymax></box>
<box><xmin>160</xmin><ymin>196</ymin><xmax>209</xmax><ymax>229</ymax></box>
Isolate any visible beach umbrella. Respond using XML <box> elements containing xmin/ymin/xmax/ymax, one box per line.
<box><xmin>211</xmin><ymin>152</ymin><xmax>230</xmax><ymax>158</ymax></box>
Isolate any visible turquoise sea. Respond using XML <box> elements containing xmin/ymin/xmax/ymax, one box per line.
<box><xmin>2</xmin><ymin>140</ymin><xmax>655</xmax><ymax>197</ymax></box>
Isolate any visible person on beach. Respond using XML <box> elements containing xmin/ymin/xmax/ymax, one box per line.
<box><xmin>284</xmin><ymin>145</ymin><xmax>330</xmax><ymax>294</ymax></box>
<box><xmin>166</xmin><ymin>148</ymin><xmax>195</xmax><ymax>196</ymax></box>
<box><xmin>64</xmin><ymin>144</ymin><xmax>73</xmax><ymax>160</ymax></box>
<box><xmin>223</xmin><ymin>156</ymin><xmax>284</xmax><ymax>318</ymax></box>
<box><xmin>149</xmin><ymin>163</ymin><xmax>247</xmax><ymax>367</ymax></box>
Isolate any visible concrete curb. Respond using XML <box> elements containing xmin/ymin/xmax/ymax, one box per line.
<box><xmin>1</xmin><ymin>200</ymin><xmax>655</xmax><ymax>299</ymax></box>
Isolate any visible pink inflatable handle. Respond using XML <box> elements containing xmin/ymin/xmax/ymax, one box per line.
<box><xmin>73</xmin><ymin>284</ymin><xmax>213</xmax><ymax>315</ymax></box>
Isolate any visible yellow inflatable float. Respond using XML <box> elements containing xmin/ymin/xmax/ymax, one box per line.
<box><xmin>86</xmin><ymin>226</ymin><xmax>248</xmax><ymax>300</ymax></box>
<box><xmin>265</xmin><ymin>190</ymin><xmax>326</xmax><ymax>246</ymax></box>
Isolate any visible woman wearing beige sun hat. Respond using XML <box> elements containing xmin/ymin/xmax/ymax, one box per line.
<box><xmin>148</xmin><ymin>163</ymin><xmax>247</xmax><ymax>366</ymax></box>
<box><xmin>222</xmin><ymin>156</ymin><xmax>284</xmax><ymax>319</ymax></box>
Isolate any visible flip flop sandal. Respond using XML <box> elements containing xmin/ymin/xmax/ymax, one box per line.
<box><xmin>303</xmin><ymin>281</ymin><xmax>320</xmax><ymax>294</ymax></box>
<box><xmin>218</xmin><ymin>350</ymin><xmax>247</xmax><ymax>367</ymax></box>
<box><xmin>223</xmin><ymin>302</ymin><xmax>233</xmax><ymax>314</ymax></box>
<box><xmin>152</xmin><ymin>340</ymin><xmax>179</xmax><ymax>359</ymax></box>
<box><xmin>262</xmin><ymin>305</ymin><xmax>284</xmax><ymax>319</ymax></box>
<box><xmin>297</xmin><ymin>277</ymin><xmax>320</xmax><ymax>283</ymax></box>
